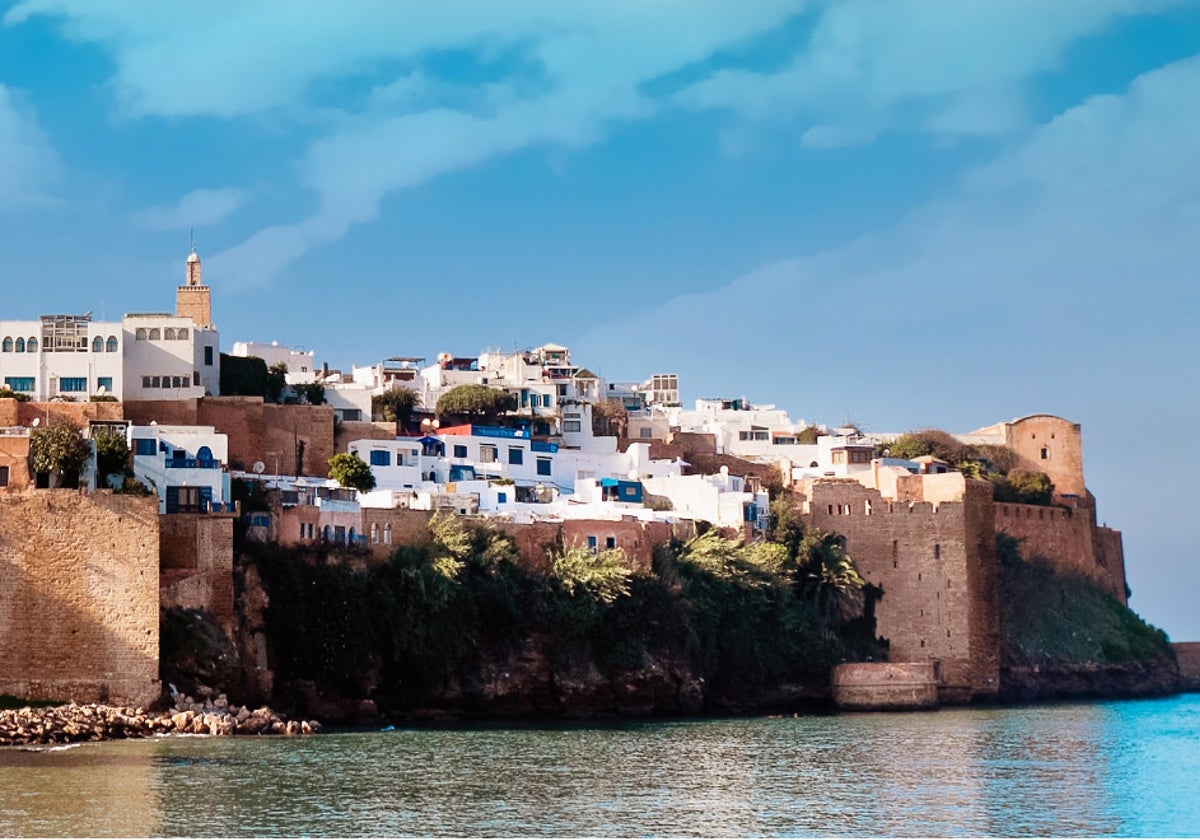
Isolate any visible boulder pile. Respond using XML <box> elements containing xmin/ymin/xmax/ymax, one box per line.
<box><xmin>0</xmin><ymin>696</ymin><xmax>320</xmax><ymax>747</ymax></box>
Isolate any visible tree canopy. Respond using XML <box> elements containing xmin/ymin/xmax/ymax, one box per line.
<box><xmin>373</xmin><ymin>388</ymin><xmax>419</xmax><ymax>430</ymax></box>
<box><xmin>328</xmin><ymin>452</ymin><xmax>376</xmax><ymax>492</ymax></box>
<box><xmin>92</xmin><ymin>426</ymin><xmax>130</xmax><ymax>479</ymax></box>
<box><xmin>435</xmin><ymin>384</ymin><xmax>517</xmax><ymax>420</ymax></box>
<box><xmin>30</xmin><ymin>418</ymin><xmax>91</xmax><ymax>485</ymax></box>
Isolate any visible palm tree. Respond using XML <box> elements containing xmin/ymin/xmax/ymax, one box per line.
<box><xmin>795</xmin><ymin>530</ymin><xmax>864</xmax><ymax>629</ymax></box>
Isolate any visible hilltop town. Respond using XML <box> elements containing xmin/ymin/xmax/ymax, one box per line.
<box><xmin>0</xmin><ymin>251</ymin><xmax>1175</xmax><ymax>716</ymax></box>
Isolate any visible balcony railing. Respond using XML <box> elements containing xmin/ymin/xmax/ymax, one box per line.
<box><xmin>165</xmin><ymin>458</ymin><xmax>221</xmax><ymax>469</ymax></box>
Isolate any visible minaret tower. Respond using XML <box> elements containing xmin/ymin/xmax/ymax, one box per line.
<box><xmin>176</xmin><ymin>243</ymin><xmax>213</xmax><ymax>327</ymax></box>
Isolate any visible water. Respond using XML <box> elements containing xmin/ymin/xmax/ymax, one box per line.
<box><xmin>2</xmin><ymin>695</ymin><xmax>1198</xmax><ymax>836</ymax></box>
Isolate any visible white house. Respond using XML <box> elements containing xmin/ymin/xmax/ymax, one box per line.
<box><xmin>0</xmin><ymin>314</ymin><xmax>125</xmax><ymax>401</ymax></box>
<box><xmin>230</xmin><ymin>341</ymin><xmax>317</xmax><ymax>385</ymax></box>
<box><xmin>121</xmin><ymin>314</ymin><xmax>220</xmax><ymax>400</ymax></box>
<box><xmin>128</xmin><ymin>424</ymin><xmax>232</xmax><ymax>514</ymax></box>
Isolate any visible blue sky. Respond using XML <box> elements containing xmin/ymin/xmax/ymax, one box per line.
<box><xmin>2</xmin><ymin>1</ymin><xmax>1198</xmax><ymax>639</ymax></box>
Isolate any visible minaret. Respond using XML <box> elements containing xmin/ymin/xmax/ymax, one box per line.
<box><xmin>176</xmin><ymin>246</ymin><xmax>213</xmax><ymax>327</ymax></box>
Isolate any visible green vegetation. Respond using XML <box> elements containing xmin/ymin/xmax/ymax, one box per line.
<box><xmin>0</xmin><ymin>694</ymin><xmax>60</xmax><ymax>710</ymax></box>
<box><xmin>435</xmin><ymin>384</ymin><xmax>517</xmax><ymax>421</ymax></box>
<box><xmin>299</xmin><ymin>383</ymin><xmax>326</xmax><ymax>406</ymax></box>
<box><xmin>372</xmin><ymin>388</ymin><xmax>419</xmax><ymax>430</ymax></box>
<box><xmin>30</xmin><ymin>418</ymin><xmax>91</xmax><ymax>486</ymax></box>
<box><xmin>219</xmin><ymin>353</ymin><xmax>269</xmax><ymax>398</ymax></box>
<box><xmin>248</xmin><ymin>513</ymin><xmax>882</xmax><ymax>710</ymax></box>
<box><xmin>328</xmin><ymin>452</ymin><xmax>376</xmax><ymax>492</ymax></box>
<box><xmin>590</xmin><ymin>399</ymin><xmax>628</xmax><ymax>437</ymax></box>
<box><xmin>92</xmin><ymin>426</ymin><xmax>129</xmax><ymax>480</ymax></box>
<box><xmin>0</xmin><ymin>387</ymin><xmax>30</xmax><ymax>402</ymax></box>
<box><xmin>796</xmin><ymin>425</ymin><xmax>821</xmax><ymax>444</ymax></box>
<box><xmin>879</xmin><ymin>429</ymin><xmax>1055</xmax><ymax>505</ymax></box>
<box><xmin>997</xmin><ymin>533</ymin><xmax>1170</xmax><ymax>667</ymax></box>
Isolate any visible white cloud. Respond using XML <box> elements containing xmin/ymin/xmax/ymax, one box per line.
<box><xmin>8</xmin><ymin>1</ymin><xmax>807</xmax><ymax>289</ymax></box>
<box><xmin>675</xmin><ymin>0</ymin><xmax>1180</xmax><ymax>145</ymax></box>
<box><xmin>132</xmin><ymin>187</ymin><xmax>249</xmax><ymax>230</ymax></box>
<box><xmin>0</xmin><ymin>84</ymin><xmax>61</xmax><ymax>211</ymax></box>
<box><xmin>578</xmin><ymin>53</ymin><xmax>1200</xmax><ymax>415</ymax></box>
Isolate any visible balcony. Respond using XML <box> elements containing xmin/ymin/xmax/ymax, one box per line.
<box><xmin>165</xmin><ymin>458</ymin><xmax>221</xmax><ymax>469</ymax></box>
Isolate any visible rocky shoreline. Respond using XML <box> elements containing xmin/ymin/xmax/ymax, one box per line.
<box><xmin>0</xmin><ymin>695</ymin><xmax>320</xmax><ymax>748</ymax></box>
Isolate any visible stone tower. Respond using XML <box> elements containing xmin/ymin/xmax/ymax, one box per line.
<box><xmin>176</xmin><ymin>248</ymin><xmax>213</xmax><ymax>328</ymax></box>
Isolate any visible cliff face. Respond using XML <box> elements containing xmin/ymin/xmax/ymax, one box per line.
<box><xmin>999</xmin><ymin>654</ymin><xmax>1180</xmax><ymax>704</ymax></box>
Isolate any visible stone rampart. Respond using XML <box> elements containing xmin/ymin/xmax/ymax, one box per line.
<box><xmin>832</xmin><ymin>662</ymin><xmax>939</xmax><ymax>711</ymax></box>
<box><xmin>160</xmin><ymin>513</ymin><xmax>236</xmax><ymax>631</ymax></box>
<box><xmin>996</xmin><ymin>502</ymin><xmax>1126</xmax><ymax>603</ymax></box>
<box><xmin>1171</xmin><ymin>643</ymin><xmax>1200</xmax><ymax>692</ymax></box>
<box><xmin>0</xmin><ymin>490</ymin><xmax>160</xmax><ymax>706</ymax></box>
<box><xmin>1</xmin><ymin>399</ymin><xmax>124</xmax><ymax>428</ymax></box>
<box><xmin>798</xmin><ymin>476</ymin><xmax>1000</xmax><ymax>703</ymax></box>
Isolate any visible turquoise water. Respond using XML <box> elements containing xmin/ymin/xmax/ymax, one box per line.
<box><xmin>1</xmin><ymin>695</ymin><xmax>1198</xmax><ymax>836</ymax></box>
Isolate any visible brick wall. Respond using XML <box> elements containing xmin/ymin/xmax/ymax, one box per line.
<box><xmin>0</xmin><ymin>490</ymin><xmax>160</xmax><ymax>706</ymax></box>
<box><xmin>797</xmin><ymin>476</ymin><xmax>1001</xmax><ymax>703</ymax></box>
<box><xmin>1005</xmin><ymin>415</ymin><xmax>1086</xmax><ymax>497</ymax></box>
<box><xmin>159</xmin><ymin>513</ymin><xmax>236</xmax><ymax>630</ymax></box>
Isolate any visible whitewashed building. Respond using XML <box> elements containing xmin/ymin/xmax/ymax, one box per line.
<box><xmin>128</xmin><ymin>423</ymin><xmax>232</xmax><ymax>514</ymax></box>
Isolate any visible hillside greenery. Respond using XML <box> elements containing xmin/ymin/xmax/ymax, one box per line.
<box><xmin>997</xmin><ymin>533</ymin><xmax>1170</xmax><ymax>667</ymax></box>
<box><xmin>247</xmin><ymin>513</ymin><xmax>884</xmax><ymax>710</ymax></box>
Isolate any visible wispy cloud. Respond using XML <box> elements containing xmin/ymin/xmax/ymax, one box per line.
<box><xmin>674</xmin><ymin>0</ymin><xmax>1176</xmax><ymax>148</ymax></box>
<box><xmin>6</xmin><ymin>1</ymin><xmax>805</xmax><ymax>288</ymax></box>
<box><xmin>131</xmin><ymin>187</ymin><xmax>249</xmax><ymax>230</ymax></box>
<box><xmin>578</xmin><ymin>53</ymin><xmax>1200</xmax><ymax>420</ymax></box>
<box><xmin>0</xmin><ymin>83</ymin><xmax>60</xmax><ymax>211</ymax></box>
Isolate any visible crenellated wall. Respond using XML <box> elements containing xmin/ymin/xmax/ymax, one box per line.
<box><xmin>0</xmin><ymin>490</ymin><xmax>160</xmax><ymax>706</ymax></box>
<box><xmin>796</xmin><ymin>475</ymin><xmax>1001</xmax><ymax>703</ymax></box>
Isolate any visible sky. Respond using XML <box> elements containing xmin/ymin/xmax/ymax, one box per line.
<box><xmin>2</xmin><ymin>1</ymin><xmax>1198</xmax><ymax>639</ymax></box>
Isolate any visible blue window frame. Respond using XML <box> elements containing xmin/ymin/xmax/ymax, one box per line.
<box><xmin>536</xmin><ymin>458</ymin><xmax>552</xmax><ymax>476</ymax></box>
<box><xmin>497</xmin><ymin>492</ymin><xmax>507</xmax><ymax>504</ymax></box>
<box><xmin>508</xmin><ymin>447</ymin><xmax>523</xmax><ymax>465</ymax></box>
<box><xmin>4</xmin><ymin>377</ymin><xmax>34</xmax><ymax>392</ymax></box>
<box><xmin>134</xmin><ymin>438</ymin><xmax>156</xmax><ymax>456</ymax></box>
<box><xmin>106</xmin><ymin>336</ymin><xmax>118</xmax><ymax>353</ymax></box>
<box><xmin>369</xmin><ymin>450</ymin><xmax>391</xmax><ymax>466</ymax></box>
<box><xmin>59</xmin><ymin>377</ymin><xmax>87</xmax><ymax>392</ymax></box>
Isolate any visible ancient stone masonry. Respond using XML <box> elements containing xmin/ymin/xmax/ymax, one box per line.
<box><xmin>796</xmin><ymin>474</ymin><xmax>1001</xmax><ymax>704</ymax></box>
<box><xmin>0</xmin><ymin>490</ymin><xmax>161</xmax><ymax>706</ymax></box>
<box><xmin>160</xmin><ymin>512</ymin><xmax>237</xmax><ymax>632</ymax></box>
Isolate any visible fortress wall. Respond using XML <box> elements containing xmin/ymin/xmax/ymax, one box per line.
<box><xmin>335</xmin><ymin>420</ymin><xmax>396</xmax><ymax>455</ymax></box>
<box><xmin>799</xmin><ymin>477</ymin><xmax>1000</xmax><ymax>702</ymax></box>
<box><xmin>832</xmin><ymin>661</ymin><xmax>940</xmax><ymax>710</ymax></box>
<box><xmin>360</xmin><ymin>508</ymin><xmax>436</xmax><ymax>560</ymax></box>
<box><xmin>263</xmin><ymin>404</ymin><xmax>335</xmax><ymax>478</ymax></box>
<box><xmin>1005</xmin><ymin>415</ymin><xmax>1086</xmax><ymax>497</ymax></box>
<box><xmin>122</xmin><ymin>398</ymin><xmax>200</xmax><ymax>427</ymax></box>
<box><xmin>0</xmin><ymin>434</ymin><xmax>31</xmax><ymax>490</ymax></box>
<box><xmin>159</xmin><ymin>514</ymin><xmax>236</xmax><ymax>630</ymax></box>
<box><xmin>996</xmin><ymin>502</ymin><xmax>1126</xmax><ymax>602</ymax></box>
<box><xmin>13</xmin><ymin>400</ymin><xmax>124</xmax><ymax>427</ymax></box>
<box><xmin>0</xmin><ymin>490</ymin><xmax>160</xmax><ymax>706</ymax></box>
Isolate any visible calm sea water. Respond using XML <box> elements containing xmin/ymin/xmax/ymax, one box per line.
<box><xmin>1</xmin><ymin>694</ymin><xmax>1198</xmax><ymax>837</ymax></box>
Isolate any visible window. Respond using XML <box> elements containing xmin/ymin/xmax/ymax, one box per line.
<box><xmin>563</xmin><ymin>420</ymin><xmax>581</xmax><ymax>433</ymax></box>
<box><xmin>587</xmin><ymin>535</ymin><xmax>598</xmax><ymax>551</ymax></box>
<box><xmin>640</xmin><ymin>428</ymin><xmax>652</xmax><ymax>439</ymax></box>
<box><xmin>173</xmin><ymin>376</ymin><xmax>186</xmax><ymax>388</ymax></box>
<box><xmin>166</xmin><ymin>485</ymin><xmax>209</xmax><ymax>514</ymax></box>
<box><xmin>508</xmin><ymin>447</ymin><xmax>523</xmax><ymax>465</ymax></box>
<box><xmin>934</xmin><ymin>544</ymin><xmax>941</xmax><ymax>559</ymax></box>
<box><xmin>384</xmin><ymin>524</ymin><xmax>392</xmax><ymax>545</ymax></box>
<box><xmin>136</xmin><ymin>328</ymin><xmax>148</xmax><ymax>340</ymax></box>
<box><xmin>453</xmin><ymin>444</ymin><xmax>468</xmax><ymax>458</ymax></box>
<box><xmin>148</xmin><ymin>328</ymin><xmax>161</xmax><ymax>340</ymax></box>
<box><xmin>1040</xmin><ymin>446</ymin><xmax>1050</xmax><ymax>460</ymax></box>
<box><xmin>164</xmin><ymin>328</ymin><xmax>177</xmax><ymax>341</ymax></box>
<box><xmin>1</xmin><ymin>337</ymin><xmax>10</xmax><ymax>352</ymax></box>
<box><xmin>536</xmin><ymin>457</ymin><xmax>552</xmax><ymax>476</ymax></box>
<box><xmin>204</xmin><ymin>346</ymin><xmax>214</xmax><ymax>365</ymax></box>
<box><xmin>177</xmin><ymin>328</ymin><xmax>188</xmax><ymax>340</ymax></box>
<box><xmin>479</xmin><ymin>444</ymin><xmax>497</xmax><ymax>463</ymax></box>
<box><xmin>92</xmin><ymin>337</ymin><xmax>103</xmax><ymax>353</ymax></box>
<box><xmin>371</xmin><ymin>523</ymin><xmax>379</xmax><ymax>543</ymax></box>
<box><xmin>0</xmin><ymin>466</ymin><xmax>8</xmax><ymax>487</ymax></box>
<box><xmin>4</xmin><ymin>377</ymin><xmax>34</xmax><ymax>392</ymax></box>
<box><xmin>497</xmin><ymin>492</ymin><xmax>508</xmax><ymax>504</ymax></box>
<box><xmin>97</xmin><ymin>377</ymin><xmax>113</xmax><ymax>394</ymax></box>
<box><xmin>369</xmin><ymin>450</ymin><xmax>391</xmax><ymax>466</ymax></box>
<box><xmin>14</xmin><ymin>338</ymin><xmax>24</xmax><ymax>353</ymax></box>
<box><xmin>134</xmin><ymin>438</ymin><xmax>156</xmax><ymax>456</ymax></box>
<box><xmin>106</xmin><ymin>336</ymin><xmax>118</xmax><ymax>353</ymax></box>
<box><xmin>605</xmin><ymin>536</ymin><xmax>616</xmax><ymax>549</ymax></box>
<box><xmin>59</xmin><ymin>377</ymin><xmax>86</xmax><ymax>393</ymax></box>
<box><xmin>193</xmin><ymin>371</ymin><xmax>200</xmax><ymax>386</ymax></box>
<box><xmin>25</xmin><ymin>337</ymin><xmax>36</xmax><ymax>353</ymax></box>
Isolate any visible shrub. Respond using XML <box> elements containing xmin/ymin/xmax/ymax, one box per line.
<box><xmin>328</xmin><ymin>452</ymin><xmax>376</xmax><ymax>492</ymax></box>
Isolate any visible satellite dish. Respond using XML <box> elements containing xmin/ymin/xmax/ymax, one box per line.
<box><xmin>31</xmin><ymin>417</ymin><xmax>40</xmax><ymax>427</ymax></box>
<box><xmin>252</xmin><ymin>461</ymin><xmax>266</xmax><ymax>475</ymax></box>
<box><xmin>96</xmin><ymin>385</ymin><xmax>107</xmax><ymax>395</ymax></box>
<box><xmin>150</xmin><ymin>420</ymin><xmax>157</xmax><ymax>426</ymax></box>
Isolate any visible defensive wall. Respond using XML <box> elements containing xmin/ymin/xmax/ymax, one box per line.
<box><xmin>160</xmin><ymin>512</ymin><xmax>238</xmax><ymax>632</ymax></box>
<box><xmin>832</xmin><ymin>662</ymin><xmax>940</xmax><ymax>711</ymax></box>
<box><xmin>994</xmin><ymin>501</ymin><xmax>1126</xmax><ymax>603</ymax></box>
<box><xmin>0</xmin><ymin>398</ymin><xmax>124</xmax><ymax>429</ymax></box>
<box><xmin>796</xmin><ymin>474</ymin><xmax>1001</xmax><ymax>704</ymax></box>
<box><xmin>1172</xmin><ymin>643</ymin><xmax>1200</xmax><ymax>692</ymax></box>
<box><xmin>0</xmin><ymin>431</ymin><xmax>31</xmax><ymax>490</ymax></box>
<box><xmin>0</xmin><ymin>490</ymin><xmax>160</xmax><ymax>706</ymax></box>
<box><xmin>125</xmin><ymin>397</ymin><xmax>335</xmax><ymax>478</ymax></box>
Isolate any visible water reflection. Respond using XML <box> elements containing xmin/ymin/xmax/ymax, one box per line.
<box><xmin>0</xmin><ymin>697</ymin><xmax>1197</xmax><ymax>836</ymax></box>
